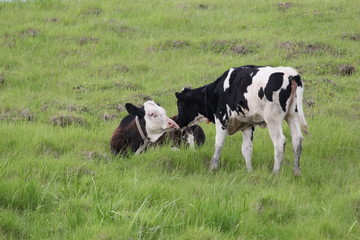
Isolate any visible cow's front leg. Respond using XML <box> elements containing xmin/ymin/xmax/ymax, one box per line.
<box><xmin>241</xmin><ymin>126</ymin><xmax>254</xmax><ymax>172</ymax></box>
<box><xmin>209</xmin><ymin>119</ymin><xmax>227</xmax><ymax>171</ymax></box>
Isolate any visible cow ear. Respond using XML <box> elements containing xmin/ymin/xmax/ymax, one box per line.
<box><xmin>175</xmin><ymin>92</ymin><xmax>182</xmax><ymax>99</ymax></box>
<box><xmin>125</xmin><ymin>103</ymin><xmax>145</xmax><ymax>117</ymax></box>
<box><xmin>175</xmin><ymin>92</ymin><xmax>187</xmax><ymax>101</ymax></box>
<box><xmin>182</xmin><ymin>87</ymin><xmax>191</xmax><ymax>93</ymax></box>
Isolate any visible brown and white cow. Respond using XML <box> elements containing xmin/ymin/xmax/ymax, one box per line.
<box><xmin>175</xmin><ymin>65</ymin><xmax>308</xmax><ymax>175</ymax></box>
<box><xmin>110</xmin><ymin>100</ymin><xmax>205</xmax><ymax>156</ymax></box>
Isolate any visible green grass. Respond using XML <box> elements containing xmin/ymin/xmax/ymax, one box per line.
<box><xmin>1</xmin><ymin>0</ymin><xmax>359</xmax><ymax>239</ymax></box>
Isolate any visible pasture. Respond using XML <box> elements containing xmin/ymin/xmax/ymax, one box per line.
<box><xmin>0</xmin><ymin>0</ymin><xmax>359</xmax><ymax>239</ymax></box>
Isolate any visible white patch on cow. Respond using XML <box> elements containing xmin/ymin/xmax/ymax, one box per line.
<box><xmin>226</xmin><ymin>104</ymin><xmax>232</xmax><ymax>116</ymax></box>
<box><xmin>143</xmin><ymin>101</ymin><xmax>179</xmax><ymax>142</ymax></box>
<box><xmin>186</xmin><ymin>133</ymin><xmax>195</xmax><ymax>148</ymax></box>
<box><xmin>223</xmin><ymin>68</ymin><xmax>235</xmax><ymax>91</ymax></box>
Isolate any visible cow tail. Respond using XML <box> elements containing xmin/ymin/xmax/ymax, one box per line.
<box><xmin>296</xmin><ymin>82</ymin><xmax>309</xmax><ymax>135</ymax></box>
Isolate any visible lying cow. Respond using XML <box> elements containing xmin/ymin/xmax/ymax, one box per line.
<box><xmin>110</xmin><ymin>100</ymin><xmax>205</xmax><ymax>156</ymax></box>
<box><xmin>175</xmin><ymin>65</ymin><xmax>308</xmax><ymax>176</ymax></box>
<box><xmin>158</xmin><ymin>120</ymin><xmax>205</xmax><ymax>148</ymax></box>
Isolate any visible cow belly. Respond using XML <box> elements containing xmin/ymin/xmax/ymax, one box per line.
<box><xmin>227</xmin><ymin>120</ymin><xmax>251</xmax><ymax>135</ymax></box>
<box><xmin>227</xmin><ymin>114</ymin><xmax>265</xmax><ymax>135</ymax></box>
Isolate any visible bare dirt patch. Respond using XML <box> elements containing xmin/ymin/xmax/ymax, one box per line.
<box><xmin>322</xmin><ymin>78</ymin><xmax>336</xmax><ymax>86</ymax></box>
<box><xmin>36</xmin><ymin>142</ymin><xmax>61</xmax><ymax>159</ymax></box>
<box><xmin>108</xmin><ymin>25</ymin><xmax>132</xmax><ymax>34</ymax></box>
<box><xmin>342</xmin><ymin>34</ymin><xmax>360</xmax><ymax>41</ymax></box>
<box><xmin>20</xmin><ymin>109</ymin><xmax>35</xmax><ymax>121</ymax></box>
<box><xmin>93</xmin><ymin>64</ymin><xmax>130</xmax><ymax>78</ymax></box>
<box><xmin>45</xmin><ymin>17</ymin><xmax>58</xmax><ymax>22</ymax></box>
<box><xmin>50</xmin><ymin>115</ymin><xmax>87</xmax><ymax>127</ymax></box>
<box><xmin>59</xmin><ymin>104</ymin><xmax>90</xmax><ymax>113</ymax></box>
<box><xmin>81</xmin><ymin>151</ymin><xmax>110</xmax><ymax>162</ymax></box>
<box><xmin>148</xmin><ymin>40</ymin><xmax>191</xmax><ymax>52</ymax></box>
<box><xmin>106</xmin><ymin>103</ymin><xmax>126</xmax><ymax>112</ymax></box>
<box><xmin>197</xmin><ymin>4</ymin><xmax>209</xmax><ymax>10</ymax></box>
<box><xmin>113</xmin><ymin>64</ymin><xmax>129</xmax><ymax>73</ymax></box>
<box><xmin>82</xmin><ymin>8</ymin><xmax>102</xmax><ymax>16</ymax></box>
<box><xmin>113</xmin><ymin>80</ymin><xmax>140</xmax><ymax>90</ymax></box>
<box><xmin>73</xmin><ymin>85</ymin><xmax>86</xmax><ymax>92</ymax></box>
<box><xmin>76</xmin><ymin>80</ymin><xmax>140</xmax><ymax>92</ymax></box>
<box><xmin>305</xmin><ymin>99</ymin><xmax>316</xmax><ymax>107</ymax></box>
<box><xmin>79</xmin><ymin>36</ymin><xmax>99</xmax><ymax>45</ymax></box>
<box><xmin>128</xmin><ymin>94</ymin><xmax>152</xmax><ymax>105</ymax></box>
<box><xmin>279</xmin><ymin>41</ymin><xmax>343</xmax><ymax>58</ymax></box>
<box><xmin>2</xmin><ymin>34</ymin><xmax>17</xmax><ymax>48</ymax></box>
<box><xmin>20</xmin><ymin>28</ymin><xmax>40</xmax><ymax>38</ymax></box>
<box><xmin>102</xmin><ymin>112</ymin><xmax>118</xmax><ymax>121</ymax></box>
<box><xmin>0</xmin><ymin>108</ymin><xmax>35</xmax><ymax>121</ymax></box>
<box><xmin>202</xmin><ymin>40</ymin><xmax>259</xmax><ymax>55</ymax></box>
<box><xmin>336</xmin><ymin>64</ymin><xmax>355</xmax><ymax>76</ymax></box>
<box><xmin>277</xmin><ymin>2</ymin><xmax>294</xmax><ymax>11</ymax></box>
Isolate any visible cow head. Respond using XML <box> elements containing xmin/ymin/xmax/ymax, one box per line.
<box><xmin>125</xmin><ymin>101</ymin><xmax>179</xmax><ymax>142</ymax></box>
<box><xmin>175</xmin><ymin>88</ymin><xmax>208</xmax><ymax>128</ymax></box>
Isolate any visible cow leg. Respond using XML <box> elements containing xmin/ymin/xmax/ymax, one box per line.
<box><xmin>241</xmin><ymin>126</ymin><xmax>254</xmax><ymax>172</ymax></box>
<box><xmin>265</xmin><ymin>118</ymin><xmax>286</xmax><ymax>174</ymax></box>
<box><xmin>286</xmin><ymin>114</ymin><xmax>304</xmax><ymax>177</ymax></box>
<box><xmin>209</xmin><ymin>119</ymin><xmax>227</xmax><ymax>171</ymax></box>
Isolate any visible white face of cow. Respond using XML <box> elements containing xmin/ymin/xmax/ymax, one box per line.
<box><xmin>143</xmin><ymin>101</ymin><xmax>179</xmax><ymax>142</ymax></box>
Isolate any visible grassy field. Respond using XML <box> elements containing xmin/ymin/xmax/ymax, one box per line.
<box><xmin>1</xmin><ymin>0</ymin><xmax>359</xmax><ymax>239</ymax></box>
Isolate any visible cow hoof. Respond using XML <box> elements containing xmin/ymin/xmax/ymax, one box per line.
<box><xmin>209</xmin><ymin>164</ymin><xmax>219</xmax><ymax>172</ymax></box>
<box><xmin>293</xmin><ymin>168</ymin><xmax>301</xmax><ymax>177</ymax></box>
<box><xmin>272</xmin><ymin>169</ymin><xmax>280</xmax><ymax>175</ymax></box>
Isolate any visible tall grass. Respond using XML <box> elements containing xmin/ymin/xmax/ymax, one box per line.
<box><xmin>1</xmin><ymin>0</ymin><xmax>359</xmax><ymax>239</ymax></box>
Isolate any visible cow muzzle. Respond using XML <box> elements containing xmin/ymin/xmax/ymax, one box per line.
<box><xmin>167</xmin><ymin>119</ymin><xmax>180</xmax><ymax>129</ymax></box>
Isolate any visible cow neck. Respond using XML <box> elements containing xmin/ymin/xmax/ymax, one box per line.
<box><xmin>134</xmin><ymin>116</ymin><xmax>150</xmax><ymax>155</ymax></box>
<box><xmin>202</xmin><ymin>85</ymin><xmax>215</xmax><ymax>123</ymax></box>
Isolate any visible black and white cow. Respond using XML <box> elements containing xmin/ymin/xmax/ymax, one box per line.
<box><xmin>110</xmin><ymin>100</ymin><xmax>206</xmax><ymax>156</ymax></box>
<box><xmin>175</xmin><ymin>65</ymin><xmax>308</xmax><ymax>175</ymax></box>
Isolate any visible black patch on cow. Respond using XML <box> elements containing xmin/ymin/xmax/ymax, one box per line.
<box><xmin>295</xmin><ymin>105</ymin><xmax>298</xmax><ymax>112</ymax></box>
<box><xmin>279</xmin><ymin>79</ymin><xmax>292</xmax><ymax>112</ymax></box>
<box><xmin>216</xmin><ymin>66</ymin><xmax>261</xmax><ymax>127</ymax></box>
<box><xmin>258</xmin><ymin>87</ymin><xmax>264</xmax><ymax>99</ymax></box>
<box><xmin>264</xmin><ymin>72</ymin><xmax>284</xmax><ymax>102</ymax></box>
<box><xmin>251</xmin><ymin>126</ymin><xmax>255</xmax><ymax>141</ymax></box>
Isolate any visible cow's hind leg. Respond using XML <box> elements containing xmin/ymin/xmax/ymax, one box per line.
<box><xmin>265</xmin><ymin>117</ymin><xmax>286</xmax><ymax>174</ymax></box>
<box><xmin>241</xmin><ymin>126</ymin><xmax>254</xmax><ymax>172</ymax></box>
<box><xmin>209</xmin><ymin>119</ymin><xmax>227</xmax><ymax>171</ymax></box>
<box><xmin>286</xmin><ymin>114</ymin><xmax>304</xmax><ymax>176</ymax></box>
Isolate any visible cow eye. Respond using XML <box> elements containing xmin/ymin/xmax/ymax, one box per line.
<box><xmin>149</xmin><ymin>113</ymin><xmax>157</xmax><ymax>118</ymax></box>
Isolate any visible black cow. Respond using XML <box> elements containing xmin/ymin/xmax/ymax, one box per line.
<box><xmin>175</xmin><ymin>65</ymin><xmax>308</xmax><ymax>175</ymax></box>
<box><xmin>110</xmin><ymin>101</ymin><xmax>205</xmax><ymax>156</ymax></box>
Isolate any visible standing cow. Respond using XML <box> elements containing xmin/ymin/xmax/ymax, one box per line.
<box><xmin>175</xmin><ymin>65</ymin><xmax>308</xmax><ymax>175</ymax></box>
